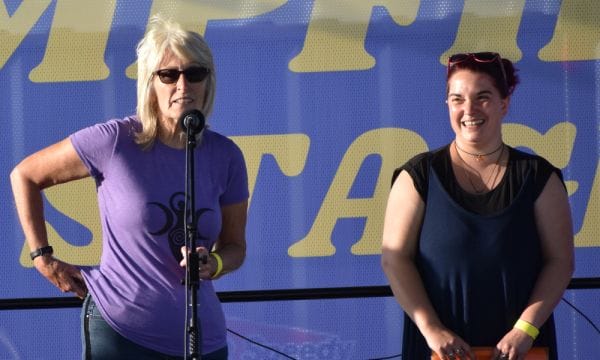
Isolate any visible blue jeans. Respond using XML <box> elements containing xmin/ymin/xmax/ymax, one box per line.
<box><xmin>81</xmin><ymin>295</ymin><xmax>227</xmax><ymax>360</ymax></box>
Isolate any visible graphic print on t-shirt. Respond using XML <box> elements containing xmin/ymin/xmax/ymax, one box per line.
<box><xmin>148</xmin><ymin>191</ymin><xmax>213</xmax><ymax>262</ymax></box>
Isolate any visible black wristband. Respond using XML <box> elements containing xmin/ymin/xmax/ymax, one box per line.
<box><xmin>30</xmin><ymin>245</ymin><xmax>54</xmax><ymax>260</ymax></box>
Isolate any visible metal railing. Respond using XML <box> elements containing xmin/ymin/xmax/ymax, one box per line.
<box><xmin>2</xmin><ymin>277</ymin><xmax>599</xmax><ymax>311</ymax></box>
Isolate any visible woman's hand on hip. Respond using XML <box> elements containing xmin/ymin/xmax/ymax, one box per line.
<box><xmin>34</xmin><ymin>256</ymin><xmax>87</xmax><ymax>299</ymax></box>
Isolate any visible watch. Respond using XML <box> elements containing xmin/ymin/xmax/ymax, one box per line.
<box><xmin>30</xmin><ymin>245</ymin><xmax>54</xmax><ymax>260</ymax></box>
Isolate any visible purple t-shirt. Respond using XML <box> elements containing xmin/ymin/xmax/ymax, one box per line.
<box><xmin>71</xmin><ymin>116</ymin><xmax>248</xmax><ymax>355</ymax></box>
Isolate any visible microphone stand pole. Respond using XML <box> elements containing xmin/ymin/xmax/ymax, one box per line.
<box><xmin>184</xmin><ymin>126</ymin><xmax>203</xmax><ymax>360</ymax></box>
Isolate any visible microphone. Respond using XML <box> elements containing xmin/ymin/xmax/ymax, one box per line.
<box><xmin>179</xmin><ymin>109</ymin><xmax>205</xmax><ymax>136</ymax></box>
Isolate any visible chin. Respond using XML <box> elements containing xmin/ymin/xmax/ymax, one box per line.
<box><xmin>460</xmin><ymin>132</ymin><xmax>483</xmax><ymax>143</ymax></box>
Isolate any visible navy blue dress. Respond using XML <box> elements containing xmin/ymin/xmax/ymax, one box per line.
<box><xmin>396</xmin><ymin>145</ymin><xmax>559</xmax><ymax>359</ymax></box>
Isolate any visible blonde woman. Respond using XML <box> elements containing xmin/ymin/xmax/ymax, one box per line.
<box><xmin>11</xmin><ymin>15</ymin><xmax>248</xmax><ymax>359</ymax></box>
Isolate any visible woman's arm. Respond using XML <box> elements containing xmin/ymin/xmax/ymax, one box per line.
<box><xmin>10</xmin><ymin>137</ymin><xmax>90</xmax><ymax>298</ymax></box>
<box><xmin>494</xmin><ymin>172</ymin><xmax>575</xmax><ymax>357</ymax></box>
<box><xmin>183</xmin><ymin>200</ymin><xmax>248</xmax><ymax>280</ymax></box>
<box><xmin>210</xmin><ymin>200</ymin><xmax>248</xmax><ymax>278</ymax></box>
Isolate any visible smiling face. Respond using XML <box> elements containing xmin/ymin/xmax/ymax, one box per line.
<box><xmin>447</xmin><ymin>69</ymin><xmax>509</xmax><ymax>149</ymax></box>
<box><xmin>152</xmin><ymin>50</ymin><xmax>207</xmax><ymax>134</ymax></box>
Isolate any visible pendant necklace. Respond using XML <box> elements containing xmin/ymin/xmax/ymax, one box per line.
<box><xmin>454</xmin><ymin>141</ymin><xmax>504</xmax><ymax>194</ymax></box>
<box><xmin>455</xmin><ymin>142</ymin><xmax>504</xmax><ymax>162</ymax></box>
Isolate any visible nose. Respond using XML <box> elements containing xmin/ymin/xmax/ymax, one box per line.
<box><xmin>463</xmin><ymin>98</ymin><xmax>479</xmax><ymax>115</ymax></box>
<box><xmin>176</xmin><ymin>72</ymin><xmax>189</xmax><ymax>90</ymax></box>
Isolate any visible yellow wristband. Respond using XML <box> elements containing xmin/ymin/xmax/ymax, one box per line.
<box><xmin>514</xmin><ymin>319</ymin><xmax>539</xmax><ymax>340</ymax></box>
<box><xmin>210</xmin><ymin>252</ymin><xmax>223</xmax><ymax>279</ymax></box>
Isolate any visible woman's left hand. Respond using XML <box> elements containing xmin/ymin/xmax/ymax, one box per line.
<box><xmin>492</xmin><ymin>328</ymin><xmax>534</xmax><ymax>360</ymax></box>
<box><xmin>179</xmin><ymin>246</ymin><xmax>216</xmax><ymax>280</ymax></box>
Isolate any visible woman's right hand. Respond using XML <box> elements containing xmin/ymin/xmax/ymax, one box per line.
<box><xmin>33</xmin><ymin>256</ymin><xmax>88</xmax><ymax>299</ymax></box>
<box><xmin>425</xmin><ymin>325</ymin><xmax>474</xmax><ymax>360</ymax></box>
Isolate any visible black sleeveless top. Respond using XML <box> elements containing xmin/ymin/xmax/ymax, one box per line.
<box><xmin>394</xmin><ymin>144</ymin><xmax>562</xmax><ymax>359</ymax></box>
<box><xmin>394</xmin><ymin>144</ymin><xmax>561</xmax><ymax>214</ymax></box>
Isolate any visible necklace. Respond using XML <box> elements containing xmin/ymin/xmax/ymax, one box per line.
<box><xmin>455</xmin><ymin>142</ymin><xmax>504</xmax><ymax>162</ymax></box>
<box><xmin>454</xmin><ymin>142</ymin><xmax>504</xmax><ymax>194</ymax></box>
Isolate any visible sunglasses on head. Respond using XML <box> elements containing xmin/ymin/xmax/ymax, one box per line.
<box><xmin>153</xmin><ymin>66</ymin><xmax>210</xmax><ymax>84</ymax></box>
<box><xmin>447</xmin><ymin>52</ymin><xmax>507</xmax><ymax>90</ymax></box>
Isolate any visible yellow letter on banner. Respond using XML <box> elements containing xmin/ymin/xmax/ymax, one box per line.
<box><xmin>441</xmin><ymin>0</ymin><xmax>525</xmax><ymax>64</ymax></box>
<box><xmin>0</xmin><ymin>0</ymin><xmax>52</xmax><ymax>69</ymax></box>
<box><xmin>20</xmin><ymin>178</ymin><xmax>102</xmax><ymax>267</ymax></box>
<box><xmin>231</xmin><ymin>134</ymin><xmax>310</xmax><ymax>206</ymax></box>
<box><xmin>503</xmin><ymin>121</ymin><xmax>600</xmax><ymax>247</ymax></box>
<box><xmin>288</xmin><ymin>128</ymin><xmax>428</xmax><ymax>257</ymax></box>
<box><xmin>29</xmin><ymin>0</ymin><xmax>116</xmax><ymax>82</ymax></box>
<box><xmin>503</xmin><ymin>121</ymin><xmax>580</xmax><ymax>197</ymax></box>
<box><xmin>289</xmin><ymin>0</ymin><xmax>419</xmax><ymax>72</ymax></box>
<box><xmin>126</xmin><ymin>0</ymin><xmax>287</xmax><ymax>78</ymax></box>
<box><xmin>539</xmin><ymin>0</ymin><xmax>600</xmax><ymax>61</ymax></box>
<box><xmin>503</xmin><ymin>122</ymin><xmax>577</xmax><ymax>194</ymax></box>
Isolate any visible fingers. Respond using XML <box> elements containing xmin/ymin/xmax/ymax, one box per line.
<box><xmin>53</xmin><ymin>265</ymin><xmax>88</xmax><ymax>299</ymax></box>
<box><xmin>493</xmin><ymin>348</ymin><xmax>519</xmax><ymax>360</ymax></box>
<box><xmin>198</xmin><ymin>254</ymin><xmax>214</xmax><ymax>280</ymax></box>
<box><xmin>442</xmin><ymin>347</ymin><xmax>471</xmax><ymax>360</ymax></box>
<box><xmin>493</xmin><ymin>351</ymin><xmax>511</xmax><ymax>360</ymax></box>
<box><xmin>493</xmin><ymin>328</ymin><xmax>534</xmax><ymax>360</ymax></box>
<box><xmin>63</xmin><ymin>269</ymin><xmax>87</xmax><ymax>298</ymax></box>
<box><xmin>428</xmin><ymin>329</ymin><xmax>473</xmax><ymax>360</ymax></box>
<box><xmin>440</xmin><ymin>340</ymin><xmax>475</xmax><ymax>360</ymax></box>
<box><xmin>71</xmin><ymin>275</ymin><xmax>88</xmax><ymax>299</ymax></box>
<box><xmin>179</xmin><ymin>246</ymin><xmax>209</xmax><ymax>267</ymax></box>
<box><xmin>64</xmin><ymin>280</ymin><xmax>87</xmax><ymax>299</ymax></box>
<box><xmin>179</xmin><ymin>246</ymin><xmax>213</xmax><ymax>279</ymax></box>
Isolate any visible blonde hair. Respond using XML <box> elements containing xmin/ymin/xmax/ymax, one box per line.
<box><xmin>135</xmin><ymin>14</ymin><xmax>216</xmax><ymax>149</ymax></box>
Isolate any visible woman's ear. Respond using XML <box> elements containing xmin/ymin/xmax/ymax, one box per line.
<box><xmin>501</xmin><ymin>96</ymin><xmax>510</xmax><ymax>116</ymax></box>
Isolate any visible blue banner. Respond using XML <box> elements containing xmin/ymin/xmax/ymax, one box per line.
<box><xmin>2</xmin><ymin>1</ymin><xmax>599</xmax><ymax>358</ymax></box>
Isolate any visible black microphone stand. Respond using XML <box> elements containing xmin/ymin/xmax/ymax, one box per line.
<box><xmin>184</xmin><ymin>124</ymin><xmax>204</xmax><ymax>360</ymax></box>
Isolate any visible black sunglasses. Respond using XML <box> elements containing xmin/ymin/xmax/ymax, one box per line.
<box><xmin>447</xmin><ymin>52</ymin><xmax>507</xmax><ymax>90</ymax></box>
<box><xmin>153</xmin><ymin>66</ymin><xmax>210</xmax><ymax>84</ymax></box>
